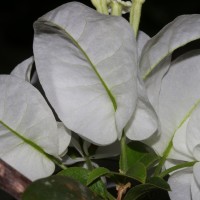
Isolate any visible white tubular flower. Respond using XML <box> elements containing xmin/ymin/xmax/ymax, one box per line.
<box><xmin>108</xmin><ymin>0</ymin><xmax>132</xmax><ymax>15</ymax></box>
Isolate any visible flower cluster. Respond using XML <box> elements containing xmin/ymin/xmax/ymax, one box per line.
<box><xmin>1</xmin><ymin>1</ymin><xmax>200</xmax><ymax>199</ymax></box>
<box><xmin>91</xmin><ymin>0</ymin><xmax>132</xmax><ymax>15</ymax></box>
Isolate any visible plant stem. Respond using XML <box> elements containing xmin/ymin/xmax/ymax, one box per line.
<box><xmin>110</xmin><ymin>1</ymin><xmax>122</xmax><ymax>16</ymax></box>
<box><xmin>129</xmin><ymin>0</ymin><xmax>145</xmax><ymax>38</ymax></box>
<box><xmin>153</xmin><ymin>141</ymin><xmax>173</xmax><ymax>176</ymax></box>
<box><xmin>85</xmin><ymin>156</ymin><xmax>94</xmax><ymax>171</ymax></box>
<box><xmin>120</xmin><ymin>130</ymin><xmax>127</xmax><ymax>173</ymax></box>
<box><xmin>159</xmin><ymin>161</ymin><xmax>196</xmax><ymax>178</ymax></box>
<box><xmin>49</xmin><ymin>155</ymin><xmax>67</xmax><ymax>170</ymax></box>
<box><xmin>91</xmin><ymin>0</ymin><xmax>109</xmax><ymax>15</ymax></box>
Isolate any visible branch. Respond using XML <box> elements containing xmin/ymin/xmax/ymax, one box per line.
<box><xmin>0</xmin><ymin>159</ymin><xmax>32</xmax><ymax>200</ymax></box>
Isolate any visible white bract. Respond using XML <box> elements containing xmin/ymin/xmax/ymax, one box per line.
<box><xmin>33</xmin><ymin>2</ymin><xmax>157</xmax><ymax>145</ymax></box>
<box><xmin>11</xmin><ymin>56</ymin><xmax>34</xmax><ymax>82</ymax></box>
<box><xmin>0</xmin><ymin>74</ymin><xmax>68</xmax><ymax>181</ymax></box>
<box><xmin>11</xmin><ymin>58</ymin><xmax>71</xmax><ymax>157</ymax></box>
<box><xmin>0</xmin><ymin>2</ymin><xmax>158</xmax><ymax>181</ymax></box>
<box><xmin>4</xmin><ymin>3</ymin><xmax>200</xmax><ymax>199</ymax></box>
<box><xmin>0</xmin><ymin>2</ymin><xmax>158</xmax><ymax>182</ymax></box>
<box><xmin>124</xmin><ymin>31</ymin><xmax>158</xmax><ymax>140</ymax></box>
<box><xmin>139</xmin><ymin>15</ymin><xmax>200</xmax><ymax>200</ymax></box>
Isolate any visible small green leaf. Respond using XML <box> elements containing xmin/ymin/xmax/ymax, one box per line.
<box><xmin>120</xmin><ymin>141</ymin><xmax>156</xmax><ymax>173</ymax></box>
<box><xmin>89</xmin><ymin>180</ymin><xmax>108</xmax><ymax>200</ymax></box>
<box><xmin>123</xmin><ymin>177</ymin><xmax>170</xmax><ymax>199</ymax></box>
<box><xmin>126</xmin><ymin>162</ymin><xmax>146</xmax><ymax>183</ymax></box>
<box><xmin>58</xmin><ymin>167</ymin><xmax>88</xmax><ymax>185</ymax></box>
<box><xmin>139</xmin><ymin>153</ymin><xmax>159</xmax><ymax>168</ymax></box>
<box><xmin>58</xmin><ymin>167</ymin><xmax>108</xmax><ymax>199</ymax></box>
<box><xmin>123</xmin><ymin>184</ymin><xmax>156</xmax><ymax>200</ymax></box>
<box><xmin>87</xmin><ymin>167</ymin><xmax>110</xmax><ymax>185</ymax></box>
<box><xmin>22</xmin><ymin>175</ymin><xmax>102</xmax><ymax>200</ymax></box>
<box><xmin>147</xmin><ymin>177</ymin><xmax>171</xmax><ymax>191</ymax></box>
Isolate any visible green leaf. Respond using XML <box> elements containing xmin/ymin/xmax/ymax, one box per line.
<box><xmin>22</xmin><ymin>175</ymin><xmax>102</xmax><ymax>200</ymax></box>
<box><xmin>120</xmin><ymin>141</ymin><xmax>157</xmax><ymax>172</ymax></box>
<box><xmin>124</xmin><ymin>178</ymin><xmax>170</xmax><ymax>200</ymax></box>
<box><xmin>87</xmin><ymin>167</ymin><xmax>110</xmax><ymax>185</ymax></box>
<box><xmin>58</xmin><ymin>167</ymin><xmax>88</xmax><ymax>185</ymax></box>
<box><xmin>123</xmin><ymin>184</ymin><xmax>155</xmax><ymax>200</ymax></box>
<box><xmin>89</xmin><ymin>180</ymin><xmax>108</xmax><ymax>200</ymax></box>
<box><xmin>126</xmin><ymin>162</ymin><xmax>146</xmax><ymax>183</ymax></box>
<box><xmin>33</xmin><ymin>2</ymin><xmax>138</xmax><ymax>145</ymax></box>
<box><xmin>147</xmin><ymin>177</ymin><xmax>171</xmax><ymax>191</ymax></box>
<box><xmin>139</xmin><ymin>153</ymin><xmax>159</xmax><ymax>168</ymax></box>
<box><xmin>58</xmin><ymin>167</ymin><xmax>108</xmax><ymax>199</ymax></box>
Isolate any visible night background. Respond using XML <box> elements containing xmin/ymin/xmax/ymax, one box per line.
<box><xmin>1</xmin><ymin>0</ymin><xmax>200</xmax><ymax>74</ymax></box>
<box><xmin>1</xmin><ymin>0</ymin><xmax>200</xmax><ymax>199</ymax></box>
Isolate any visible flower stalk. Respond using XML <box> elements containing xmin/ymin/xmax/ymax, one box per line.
<box><xmin>130</xmin><ymin>0</ymin><xmax>145</xmax><ymax>38</ymax></box>
<box><xmin>159</xmin><ymin>161</ymin><xmax>196</xmax><ymax>178</ymax></box>
<box><xmin>120</xmin><ymin>130</ymin><xmax>128</xmax><ymax>173</ymax></box>
<box><xmin>110</xmin><ymin>1</ymin><xmax>123</xmax><ymax>16</ymax></box>
<box><xmin>91</xmin><ymin>0</ymin><xmax>109</xmax><ymax>14</ymax></box>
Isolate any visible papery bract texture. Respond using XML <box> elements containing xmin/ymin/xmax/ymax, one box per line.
<box><xmin>11</xmin><ymin>57</ymin><xmax>39</xmax><ymax>85</ymax></box>
<box><xmin>141</xmin><ymin>15</ymin><xmax>200</xmax><ymax>80</ymax></box>
<box><xmin>125</xmin><ymin>74</ymin><xmax>158</xmax><ymax>140</ymax></box>
<box><xmin>139</xmin><ymin>15</ymin><xmax>200</xmax><ymax>200</ymax></box>
<box><xmin>168</xmin><ymin>168</ymin><xmax>193</xmax><ymax>200</ymax></box>
<box><xmin>141</xmin><ymin>14</ymin><xmax>200</xmax><ymax>157</ymax></box>
<box><xmin>125</xmin><ymin>31</ymin><xmax>159</xmax><ymax>140</ymax></box>
<box><xmin>141</xmin><ymin>15</ymin><xmax>200</xmax><ymax>112</ymax></box>
<box><xmin>57</xmin><ymin>122</ymin><xmax>71</xmax><ymax>156</ymax></box>
<box><xmin>0</xmin><ymin>75</ymin><xmax>61</xmax><ymax>180</ymax></box>
<box><xmin>137</xmin><ymin>31</ymin><xmax>150</xmax><ymax>59</ymax></box>
<box><xmin>168</xmin><ymin>163</ymin><xmax>200</xmax><ymax>200</ymax></box>
<box><xmin>11</xmin><ymin>57</ymin><xmax>34</xmax><ymax>82</ymax></box>
<box><xmin>11</xmin><ymin>58</ymin><xmax>71</xmax><ymax>156</ymax></box>
<box><xmin>152</xmin><ymin>50</ymin><xmax>200</xmax><ymax>159</ymax></box>
<box><xmin>33</xmin><ymin>2</ymin><xmax>138</xmax><ymax>145</ymax></box>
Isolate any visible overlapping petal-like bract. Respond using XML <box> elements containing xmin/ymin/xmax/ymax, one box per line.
<box><xmin>33</xmin><ymin>2</ymin><xmax>138</xmax><ymax>145</ymax></box>
<box><xmin>11</xmin><ymin>57</ymin><xmax>34</xmax><ymax>82</ymax></box>
<box><xmin>11</xmin><ymin>58</ymin><xmax>71</xmax><ymax>156</ymax></box>
<box><xmin>125</xmin><ymin>31</ymin><xmax>159</xmax><ymax>141</ymax></box>
<box><xmin>140</xmin><ymin>14</ymin><xmax>200</xmax><ymax>200</ymax></box>
<box><xmin>168</xmin><ymin>163</ymin><xmax>200</xmax><ymax>200</ymax></box>
<box><xmin>0</xmin><ymin>75</ymin><xmax>60</xmax><ymax>180</ymax></box>
<box><xmin>159</xmin><ymin>51</ymin><xmax>200</xmax><ymax>199</ymax></box>
<box><xmin>152</xmin><ymin>50</ymin><xmax>200</xmax><ymax>159</ymax></box>
<box><xmin>141</xmin><ymin>15</ymin><xmax>200</xmax><ymax>112</ymax></box>
<box><xmin>140</xmin><ymin>14</ymin><xmax>200</xmax><ymax>160</ymax></box>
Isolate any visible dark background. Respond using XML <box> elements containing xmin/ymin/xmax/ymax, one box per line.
<box><xmin>0</xmin><ymin>1</ymin><xmax>200</xmax><ymax>199</ymax></box>
<box><xmin>1</xmin><ymin>0</ymin><xmax>200</xmax><ymax>74</ymax></box>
